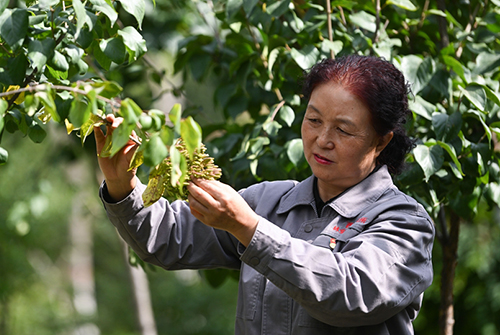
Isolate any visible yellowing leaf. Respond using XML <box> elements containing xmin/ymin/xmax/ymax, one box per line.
<box><xmin>80</xmin><ymin>113</ymin><xmax>105</xmax><ymax>145</ymax></box>
<box><xmin>142</xmin><ymin>175</ymin><xmax>166</xmax><ymax>207</ymax></box>
<box><xmin>99</xmin><ymin>131</ymin><xmax>113</xmax><ymax>157</ymax></box>
<box><xmin>4</xmin><ymin>85</ymin><xmax>25</xmax><ymax>104</ymax></box>
<box><xmin>65</xmin><ymin>119</ymin><xmax>75</xmax><ymax>134</ymax></box>
<box><xmin>128</xmin><ymin>149</ymin><xmax>144</xmax><ymax>171</ymax></box>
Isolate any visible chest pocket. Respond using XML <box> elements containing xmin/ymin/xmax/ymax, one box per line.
<box><xmin>311</xmin><ymin>216</ymin><xmax>371</xmax><ymax>252</ymax></box>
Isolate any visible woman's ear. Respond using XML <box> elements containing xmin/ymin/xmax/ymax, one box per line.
<box><xmin>375</xmin><ymin>131</ymin><xmax>394</xmax><ymax>155</ymax></box>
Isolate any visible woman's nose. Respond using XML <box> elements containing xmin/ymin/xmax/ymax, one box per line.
<box><xmin>316</xmin><ymin>129</ymin><xmax>334</xmax><ymax>149</ymax></box>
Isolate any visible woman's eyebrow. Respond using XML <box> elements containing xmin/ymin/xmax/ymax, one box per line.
<box><xmin>306</xmin><ymin>104</ymin><xmax>322</xmax><ymax>115</ymax></box>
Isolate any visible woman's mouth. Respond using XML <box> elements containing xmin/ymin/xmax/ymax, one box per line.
<box><xmin>313</xmin><ymin>154</ymin><xmax>333</xmax><ymax>165</ymax></box>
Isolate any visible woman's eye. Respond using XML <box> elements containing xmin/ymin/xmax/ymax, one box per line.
<box><xmin>337</xmin><ymin>127</ymin><xmax>350</xmax><ymax>135</ymax></box>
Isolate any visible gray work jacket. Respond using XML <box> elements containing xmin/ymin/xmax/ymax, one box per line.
<box><xmin>100</xmin><ymin>165</ymin><xmax>435</xmax><ymax>335</ymax></box>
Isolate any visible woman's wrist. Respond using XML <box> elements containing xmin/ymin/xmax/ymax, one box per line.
<box><xmin>105</xmin><ymin>177</ymin><xmax>137</xmax><ymax>202</ymax></box>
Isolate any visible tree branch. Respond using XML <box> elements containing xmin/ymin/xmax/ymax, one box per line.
<box><xmin>326</xmin><ymin>0</ymin><xmax>334</xmax><ymax>59</ymax></box>
<box><xmin>436</xmin><ymin>0</ymin><xmax>449</xmax><ymax>48</ymax></box>
<box><xmin>374</xmin><ymin>0</ymin><xmax>381</xmax><ymax>44</ymax></box>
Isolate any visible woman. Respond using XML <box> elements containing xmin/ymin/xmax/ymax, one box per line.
<box><xmin>95</xmin><ymin>55</ymin><xmax>434</xmax><ymax>335</ymax></box>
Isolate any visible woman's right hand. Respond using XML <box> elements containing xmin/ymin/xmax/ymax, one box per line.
<box><xmin>94</xmin><ymin>114</ymin><xmax>138</xmax><ymax>202</ymax></box>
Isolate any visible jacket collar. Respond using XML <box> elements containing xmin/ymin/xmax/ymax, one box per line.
<box><xmin>277</xmin><ymin>165</ymin><xmax>394</xmax><ymax>218</ymax></box>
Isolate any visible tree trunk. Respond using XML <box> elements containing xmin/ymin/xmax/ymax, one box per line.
<box><xmin>123</xmin><ymin>244</ymin><xmax>158</xmax><ymax>335</ymax></box>
<box><xmin>436</xmin><ymin>0</ymin><xmax>449</xmax><ymax>48</ymax></box>
<box><xmin>439</xmin><ymin>210</ymin><xmax>460</xmax><ymax>335</ymax></box>
<box><xmin>67</xmin><ymin>159</ymin><xmax>100</xmax><ymax>335</ymax></box>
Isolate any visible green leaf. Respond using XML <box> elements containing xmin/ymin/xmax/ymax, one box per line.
<box><xmin>484</xmin><ymin>182</ymin><xmax>500</xmax><ymax>208</ymax></box>
<box><xmin>168</xmin><ymin>103</ymin><xmax>182</xmax><ymax>134</ymax></box>
<box><xmin>118</xmin><ymin>0</ymin><xmax>145</xmax><ymax>29</ymax></box>
<box><xmin>461</xmin><ymin>84</ymin><xmax>487</xmax><ymax>112</ymax></box>
<box><xmin>226</xmin><ymin>0</ymin><xmax>243</xmax><ymax>18</ymax></box>
<box><xmin>69</xmin><ymin>97</ymin><xmax>91</xmax><ymax>129</ymax></box>
<box><xmin>286</xmin><ymin>138</ymin><xmax>303</xmax><ymax>166</ymax></box>
<box><xmin>436</xmin><ymin>141</ymin><xmax>464</xmax><ymax>178</ymax></box>
<box><xmin>49</xmin><ymin>50</ymin><xmax>69</xmax><ymax>72</ymax></box>
<box><xmin>465</xmin><ymin>109</ymin><xmax>492</xmax><ymax>145</ymax></box>
<box><xmin>39</xmin><ymin>0</ymin><xmax>60</xmax><ymax>9</ymax></box>
<box><xmin>432</xmin><ymin>111</ymin><xmax>462</xmax><ymax>142</ymax></box>
<box><xmin>473</xmin><ymin>52</ymin><xmax>500</xmax><ymax>76</ymax></box>
<box><xmin>349</xmin><ymin>11</ymin><xmax>377</xmax><ymax>32</ymax></box>
<box><xmin>290</xmin><ymin>45</ymin><xmax>320</xmax><ymax>70</ymax></box>
<box><xmin>5</xmin><ymin>53</ymin><xmax>28</xmax><ymax>86</ymax></box>
<box><xmin>321</xmin><ymin>40</ymin><xmax>343</xmax><ymax>57</ymax></box>
<box><xmin>0</xmin><ymin>0</ymin><xmax>8</xmax><ymax>13</ymax></box>
<box><xmin>482</xmin><ymin>85</ymin><xmax>500</xmax><ymax>107</ymax></box>
<box><xmin>409</xmin><ymin>95</ymin><xmax>435</xmax><ymax>120</ymax></box>
<box><xmin>262</xmin><ymin>120</ymin><xmax>282</xmax><ymax>137</ymax></box>
<box><xmin>100</xmin><ymin>37</ymin><xmax>127</xmax><ymax>64</ymax></box>
<box><xmin>89</xmin><ymin>0</ymin><xmax>118</xmax><ymax>26</ymax></box>
<box><xmin>413</xmin><ymin>144</ymin><xmax>444</xmax><ymax>181</ymax></box>
<box><xmin>92</xmin><ymin>40</ymin><xmax>112</xmax><ymax>71</ymax></box>
<box><xmin>386</xmin><ymin>0</ymin><xmax>417</xmax><ymax>11</ymax></box>
<box><xmin>442</xmin><ymin>55</ymin><xmax>466</xmax><ymax>83</ymax></box>
<box><xmin>0</xmin><ymin>109</ymin><xmax>4</xmax><ymax>133</ymax></box>
<box><xmin>143</xmin><ymin>134</ymin><xmax>168</xmax><ymax>167</ymax></box>
<box><xmin>0</xmin><ymin>146</ymin><xmax>8</xmax><ymax>165</ymax></box>
<box><xmin>0</xmin><ymin>9</ymin><xmax>28</xmax><ymax>51</ymax></box>
<box><xmin>119</xmin><ymin>98</ymin><xmax>142</xmax><ymax>125</ymax></box>
<box><xmin>72</xmin><ymin>0</ymin><xmax>90</xmax><ymax>39</ymax></box>
<box><xmin>28</xmin><ymin>123</ymin><xmax>47</xmax><ymax>143</ymax></box>
<box><xmin>279</xmin><ymin>105</ymin><xmax>295</xmax><ymax>127</ymax></box>
<box><xmin>0</xmin><ymin>99</ymin><xmax>7</xmax><ymax>115</ymax></box>
<box><xmin>118</xmin><ymin>26</ymin><xmax>147</xmax><ymax>62</ymax></box>
<box><xmin>92</xmin><ymin>81</ymin><xmax>123</xmax><ymax>99</ymax></box>
<box><xmin>36</xmin><ymin>90</ymin><xmax>60</xmax><ymax>123</ymax></box>
<box><xmin>450</xmin><ymin>188</ymin><xmax>480</xmax><ymax>220</ymax></box>
<box><xmin>28</xmin><ymin>39</ymin><xmax>55</xmax><ymax>71</ymax></box>
<box><xmin>266</xmin><ymin>0</ymin><xmax>290</xmax><ymax>17</ymax></box>
<box><xmin>180</xmin><ymin>116</ymin><xmax>202</xmax><ymax>159</ymax></box>
<box><xmin>110</xmin><ymin>122</ymin><xmax>135</xmax><ymax>157</ymax></box>
<box><xmin>400</xmin><ymin>55</ymin><xmax>433</xmax><ymax>94</ymax></box>
<box><xmin>243</xmin><ymin>0</ymin><xmax>259</xmax><ymax>14</ymax></box>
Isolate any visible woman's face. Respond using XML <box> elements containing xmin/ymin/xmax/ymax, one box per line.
<box><xmin>301</xmin><ymin>81</ymin><xmax>392</xmax><ymax>201</ymax></box>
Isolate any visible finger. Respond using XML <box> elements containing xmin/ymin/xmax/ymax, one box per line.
<box><xmin>187</xmin><ymin>192</ymin><xmax>209</xmax><ymax>221</ymax></box>
<box><xmin>191</xmin><ymin>179</ymin><xmax>228</xmax><ymax>199</ymax></box>
<box><xmin>187</xmin><ymin>182</ymin><xmax>213</xmax><ymax>207</ymax></box>
<box><xmin>94</xmin><ymin>125</ymin><xmax>111</xmax><ymax>156</ymax></box>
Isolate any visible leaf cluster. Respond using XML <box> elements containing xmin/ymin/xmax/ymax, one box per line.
<box><xmin>0</xmin><ymin>0</ymin><xmax>215</xmax><ymax>206</ymax></box>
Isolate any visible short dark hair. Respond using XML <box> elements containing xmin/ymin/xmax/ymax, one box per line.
<box><xmin>302</xmin><ymin>55</ymin><xmax>415</xmax><ymax>175</ymax></box>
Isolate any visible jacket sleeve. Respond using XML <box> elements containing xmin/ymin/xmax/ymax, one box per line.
<box><xmin>100</xmin><ymin>179</ymin><xmax>242</xmax><ymax>270</ymax></box>
<box><xmin>239</xmin><ymin>195</ymin><xmax>435</xmax><ymax>327</ymax></box>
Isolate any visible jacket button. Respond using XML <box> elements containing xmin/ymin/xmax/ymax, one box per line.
<box><xmin>304</xmin><ymin>224</ymin><xmax>313</xmax><ymax>233</ymax></box>
<box><xmin>249</xmin><ymin>257</ymin><xmax>260</xmax><ymax>266</ymax></box>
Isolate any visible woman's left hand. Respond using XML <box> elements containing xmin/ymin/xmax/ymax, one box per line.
<box><xmin>187</xmin><ymin>179</ymin><xmax>260</xmax><ymax>246</ymax></box>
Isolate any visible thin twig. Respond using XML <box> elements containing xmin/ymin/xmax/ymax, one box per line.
<box><xmin>338</xmin><ymin>6</ymin><xmax>346</xmax><ymax>26</ymax></box>
<box><xmin>374</xmin><ymin>0</ymin><xmax>381</xmax><ymax>43</ymax></box>
<box><xmin>326</xmin><ymin>0</ymin><xmax>334</xmax><ymax>59</ymax></box>
<box><xmin>270</xmin><ymin>100</ymin><xmax>286</xmax><ymax>121</ymax></box>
